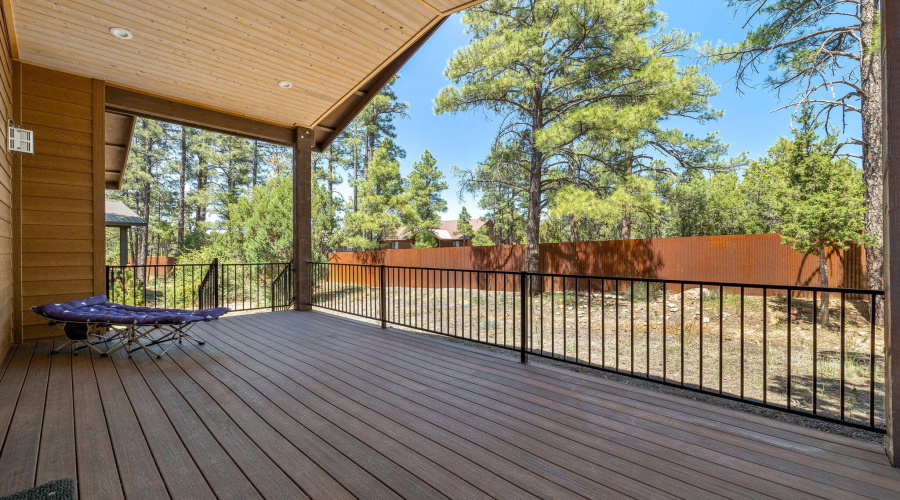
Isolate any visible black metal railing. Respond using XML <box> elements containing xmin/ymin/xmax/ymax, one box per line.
<box><xmin>198</xmin><ymin>259</ymin><xmax>219</xmax><ymax>309</ymax></box>
<box><xmin>308</xmin><ymin>262</ymin><xmax>886</xmax><ymax>432</ymax></box>
<box><xmin>271</xmin><ymin>260</ymin><xmax>294</xmax><ymax>311</ymax></box>
<box><xmin>107</xmin><ymin>260</ymin><xmax>293</xmax><ymax>312</ymax></box>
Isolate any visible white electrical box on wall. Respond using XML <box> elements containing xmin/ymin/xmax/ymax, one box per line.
<box><xmin>8</xmin><ymin>125</ymin><xmax>33</xmax><ymax>154</ymax></box>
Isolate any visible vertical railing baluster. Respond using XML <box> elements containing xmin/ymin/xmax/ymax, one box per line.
<box><xmin>520</xmin><ymin>271</ymin><xmax>528</xmax><ymax>364</ymax></box>
<box><xmin>840</xmin><ymin>291</ymin><xmax>846</xmax><ymax>422</ymax></box>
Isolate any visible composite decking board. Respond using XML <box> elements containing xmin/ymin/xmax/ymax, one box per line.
<box><xmin>227</xmin><ymin>314</ymin><xmax>745</xmax><ymax>500</ymax></box>
<box><xmin>274</xmin><ymin>312</ymin><xmax>898</xmax><ymax>499</ymax></box>
<box><xmin>303</xmin><ymin>315</ymin><xmax>900</xmax><ymax>498</ymax></box>
<box><xmin>167</xmin><ymin>340</ymin><xmax>420</xmax><ymax>500</ymax></box>
<box><xmin>0</xmin><ymin>341</ymin><xmax>51</xmax><ymax>495</ymax></box>
<box><xmin>90</xmin><ymin>349</ymin><xmax>171</xmax><ymax>499</ymax></box>
<box><xmin>2</xmin><ymin>311</ymin><xmax>900</xmax><ymax>499</ymax></box>
<box><xmin>249</xmin><ymin>314</ymin><xmax>791</xmax><ymax>500</ymax></box>
<box><xmin>293</xmin><ymin>313</ymin><xmax>895</xmax><ymax>478</ymax></box>
<box><xmin>176</xmin><ymin>329</ymin><xmax>467</xmax><ymax>500</ymax></box>
<box><xmin>104</xmin><ymin>354</ymin><xmax>216</xmax><ymax>500</ymax></box>
<box><xmin>252</xmin><ymin>314</ymin><xmax>812</xmax><ymax>500</ymax></box>
<box><xmin>0</xmin><ymin>343</ymin><xmax>36</xmax><ymax>468</ymax></box>
<box><xmin>70</xmin><ymin>343</ymin><xmax>125</xmax><ymax>500</ymax></box>
<box><xmin>194</xmin><ymin>321</ymin><xmax>549</xmax><ymax>500</ymax></box>
<box><xmin>129</xmin><ymin>352</ymin><xmax>307</xmax><ymax>500</ymax></box>
<box><xmin>35</xmin><ymin>340</ymin><xmax>76</xmax><ymax>486</ymax></box>
<box><xmin>214</xmin><ymin>316</ymin><xmax>655</xmax><ymax>500</ymax></box>
<box><xmin>159</xmin><ymin>344</ymin><xmax>359</xmax><ymax>500</ymax></box>
<box><xmin>106</xmin><ymin>351</ymin><xmax>237</xmax><ymax>500</ymax></box>
<box><xmin>302</xmin><ymin>310</ymin><xmax>888</xmax><ymax>460</ymax></box>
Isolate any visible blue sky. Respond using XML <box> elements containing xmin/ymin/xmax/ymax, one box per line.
<box><xmin>363</xmin><ymin>0</ymin><xmax>858</xmax><ymax>219</ymax></box>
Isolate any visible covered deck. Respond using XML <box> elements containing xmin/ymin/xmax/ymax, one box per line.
<box><xmin>0</xmin><ymin>310</ymin><xmax>898</xmax><ymax>499</ymax></box>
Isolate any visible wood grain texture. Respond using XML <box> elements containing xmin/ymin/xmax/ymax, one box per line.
<box><xmin>19</xmin><ymin>64</ymin><xmax>103</xmax><ymax>341</ymax></box>
<box><xmin>8</xmin><ymin>0</ymin><xmax>472</xmax><ymax>129</ymax></box>
<box><xmin>883</xmin><ymin>0</ymin><xmax>900</xmax><ymax>465</ymax></box>
<box><xmin>1</xmin><ymin>310</ymin><xmax>900</xmax><ymax>498</ymax></box>
<box><xmin>0</xmin><ymin>0</ymin><xmax>13</xmax><ymax>358</ymax></box>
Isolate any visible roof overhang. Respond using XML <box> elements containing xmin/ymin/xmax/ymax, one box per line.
<box><xmin>8</xmin><ymin>0</ymin><xmax>483</xmax><ymax>156</ymax></box>
<box><xmin>105</xmin><ymin>200</ymin><xmax>147</xmax><ymax>227</ymax></box>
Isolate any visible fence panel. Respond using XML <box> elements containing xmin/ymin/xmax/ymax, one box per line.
<box><xmin>330</xmin><ymin>233</ymin><xmax>868</xmax><ymax>296</ymax></box>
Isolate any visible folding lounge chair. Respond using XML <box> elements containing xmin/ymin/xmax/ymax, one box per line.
<box><xmin>32</xmin><ymin>295</ymin><xmax>229</xmax><ymax>358</ymax></box>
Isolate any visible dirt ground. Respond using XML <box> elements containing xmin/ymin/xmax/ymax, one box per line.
<box><xmin>313</xmin><ymin>281</ymin><xmax>884</xmax><ymax>431</ymax></box>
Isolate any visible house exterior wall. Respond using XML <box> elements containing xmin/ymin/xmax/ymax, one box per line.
<box><xmin>0</xmin><ymin>4</ymin><xmax>13</xmax><ymax>359</ymax></box>
<box><xmin>18</xmin><ymin>64</ymin><xmax>105</xmax><ymax>340</ymax></box>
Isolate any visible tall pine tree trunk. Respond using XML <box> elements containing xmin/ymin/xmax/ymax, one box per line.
<box><xmin>819</xmin><ymin>245</ymin><xmax>830</xmax><ymax>327</ymax></box>
<box><xmin>860</xmin><ymin>0</ymin><xmax>883</xmax><ymax>320</ymax></box>
<box><xmin>252</xmin><ymin>140</ymin><xmax>259</xmax><ymax>187</ymax></box>
<box><xmin>177</xmin><ymin>128</ymin><xmax>186</xmax><ymax>250</ymax></box>
<box><xmin>524</xmin><ymin>149</ymin><xmax>543</xmax><ymax>276</ymax></box>
<box><xmin>196</xmin><ymin>155</ymin><xmax>207</xmax><ymax>223</ymax></box>
<box><xmin>621</xmin><ymin>213</ymin><xmax>632</xmax><ymax>240</ymax></box>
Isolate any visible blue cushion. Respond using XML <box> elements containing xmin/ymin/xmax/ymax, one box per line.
<box><xmin>32</xmin><ymin>295</ymin><xmax>230</xmax><ymax>325</ymax></box>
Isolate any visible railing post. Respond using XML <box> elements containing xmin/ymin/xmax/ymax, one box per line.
<box><xmin>520</xmin><ymin>270</ymin><xmax>529</xmax><ymax>364</ymax></box>
<box><xmin>213</xmin><ymin>258</ymin><xmax>220</xmax><ymax>308</ymax></box>
<box><xmin>380</xmin><ymin>265</ymin><xmax>387</xmax><ymax>329</ymax></box>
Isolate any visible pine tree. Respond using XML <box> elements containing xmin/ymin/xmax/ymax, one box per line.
<box><xmin>760</xmin><ymin>107</ymin><xmax>870</xmax><ymax>325</ymax></box>
<box><xmin>404</xmin><ymin>150</ymin><xmax>448</xmax><ymax>248</ymax></box>
<box><xmin>341</xmin><ymin>142</ymin><xmax>406</xmax><ymax>250</ymax></box>
<box><xmin>707</xmin><ymin>0</ymin><xmax>884</xmax><ymax>296</ymax></box>
<box><xmin>456</xmin><ymin>207</ymin><xmax>474</xmax><ymax>240</ymax></box>
<box><xmin>437</xmin><ymin>0</ymin><xmax>727</xmax><ymax>273</ymax></box>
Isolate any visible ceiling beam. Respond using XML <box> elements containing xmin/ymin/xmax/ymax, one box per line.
<box><xmin>105</xmin><ymin>85</ymin><xmax>296</xmax><ymax>146</ymax></box>
<box><xmin>312</xmin><ymin>16</ymin><xmax>447</xmax><ymax>152</ymax></box>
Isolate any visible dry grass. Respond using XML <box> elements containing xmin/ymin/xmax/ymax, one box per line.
<box><xmin>313</xmin><ymin>281</ymin><xmax>884</xmax><ymax>429</ymax></box>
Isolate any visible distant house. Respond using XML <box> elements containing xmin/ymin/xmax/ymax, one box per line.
<box><xmin>383</xmin><ymin>219</ymin><xmax>495</xmax><ymax>249</ymax></box>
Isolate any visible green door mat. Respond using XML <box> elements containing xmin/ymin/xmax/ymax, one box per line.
<box><xmin>0</xmin><ymin>479</ymin><xmax>75</xmax><ymax>500</ymax></box>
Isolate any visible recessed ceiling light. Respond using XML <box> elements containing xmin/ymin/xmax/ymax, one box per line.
<box><xmin>278</xmin><ymin>81</ymin><xmax>293</xmax><ymax>89</ymax></box>
<box><xmin>109</xmin><ymin>27</ymin><xmax>133</xmax><ymax>39</ymax></box>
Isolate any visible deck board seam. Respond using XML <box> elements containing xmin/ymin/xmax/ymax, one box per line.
<box><xmin>86</xmin><ymin>349</ymin><xmax>130</xmax><ymax>498</ymax></box>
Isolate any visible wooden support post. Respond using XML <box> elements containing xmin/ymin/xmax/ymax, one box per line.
<box><xmin>884</xmin><ymin>0</ymin><xmax>900</xmax><ymax>465</ymax></box>
<box><xmin>293</xmin><ymin>126</ymin><xmax>314</xmax><ymax>311</ymax></box>
<box><xmin>119</xmin><ymin>227</ymin><xmax>128</xmax><ymax>267</ymax></box>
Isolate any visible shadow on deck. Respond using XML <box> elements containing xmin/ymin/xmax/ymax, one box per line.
<box><xmin>0</xmin><ymin>310</ymin><xmax>898</xmax><ymax>499</ymax></box>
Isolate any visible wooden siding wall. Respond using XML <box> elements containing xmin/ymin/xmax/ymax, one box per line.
<box><xmin>0</xmin><ymin>4</ymin><xmax>12</xmax><ymax>358</ymax></box>
<box><xmin>19</xmin><ymin>64</ymin><xmax>104</xmax><ymax>340</ymax></box>
<box><xmin>330</xmin><ymin>233</ymin><xmax>869</xmax><ymax>295</ymax></box>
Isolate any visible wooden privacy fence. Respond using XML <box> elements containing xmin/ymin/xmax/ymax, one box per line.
<box><xmin>326</xmin><ymin>233</ymin><xmax>869</xmax><ymax>296</ymax></box>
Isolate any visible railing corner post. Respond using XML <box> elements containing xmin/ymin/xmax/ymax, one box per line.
<box><xmin>213</xmin><ymin>258</ymin><xmax>220</xmax><ymax>308</ymax></box>
<box><xmin>520</xmin><ymin>270</ymin><xmax>529</xmax><ymax>364</ymax></box>
<box><xmin>380</xmin><ymin>264</ymin><xmax>387</xmax><ymax>329</ymax></box>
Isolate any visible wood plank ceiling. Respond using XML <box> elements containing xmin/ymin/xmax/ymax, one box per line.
<box><xmin>9</xmin><ymin>0</ymin><xmax>482</xmax><ymax>151</ymax></box>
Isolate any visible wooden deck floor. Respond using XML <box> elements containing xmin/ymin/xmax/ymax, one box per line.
<box><xmin>0</xmin><ymin>311</ymin><xmax>899</xmax><ymax>499</ymax></box>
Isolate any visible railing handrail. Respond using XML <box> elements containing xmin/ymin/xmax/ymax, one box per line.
<box><xmin>108</xmin><ymin>261</ymin><xmax>291</xmax><ymax>269</ymax></box>
<box><xmin>307</xmin><ymin>261</ymin><xmax>884</xmax><ymax>296</ymax></box>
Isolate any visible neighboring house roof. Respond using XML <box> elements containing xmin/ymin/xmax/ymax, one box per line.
<box><xmin>386</xmin><ymin>219</ymin><xmax>491</xmax><ymax>241</ymax></box>
<box><xmin>105</xmin><ymin>200</ymin><xmax>148</xmax><ymax>227</ymax></box>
